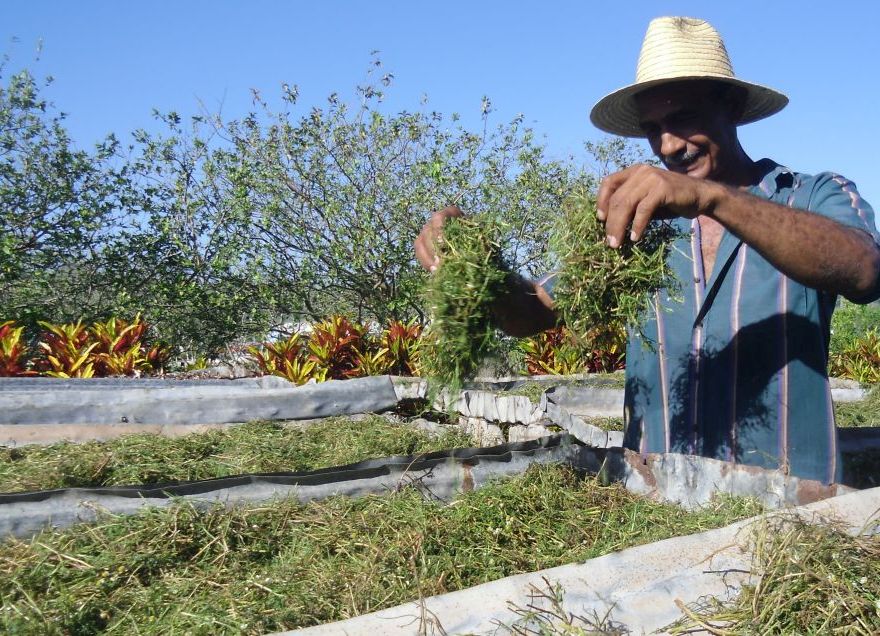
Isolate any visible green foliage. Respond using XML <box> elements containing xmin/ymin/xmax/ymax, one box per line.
<box><xmin>420</xmin><ymin>215</ymin><xmax>511</xmax><ymax>392</ymax></box>
<box><xmin>670</xmin><ymin>516</ymin><xmax>880</xmax><ymax>635</ymax></box>
<box><xmin>0</xmin><ymin>320</ymin><xmax>36</xmax><ymax>376</ymax></box>
<box><xmin>1</xmin><ymin>60</ymin><xmax>578</xmax><ymax>357</ymax></box>
<box><xmin>0</xmin><ymin>464</ymin><xmax>761</xmax><ymax>633</ymax></box>
<box><xmin>4</xmin><ymin>60</ymin><xmax>665</xmax><ymax>366</ymax></box>
<box><xmin>108</xmin><ymin>109</ymin><xmax>277</xmax><ymax>357</ymax></box>
<box><xmin>0</xmin><ymin>67</ymin><xmax>130</xmax><ymax>331</ymax></box>
<box><xmin>218</xmin><ymin>60</ymin><xmax>573</xmax><ymax>324</ymax></box>
<box><xmin>550</xmin><ymin>187</ymin><xmax>680</xmax><ymax>344</ymax></box>
<box><xmin>828</xmin><ymin>300</ymin><xmax>880</xmax><ymax>382</ymax></box>
<box><xmin>0</xmin><ymin>416</ymin><xmax>473</xmax><ymax>493</ymax></box>
<box><xmin>830</xmin><ymin>299</ymin><xmax>880</xmax><ymax>355</ymax></box>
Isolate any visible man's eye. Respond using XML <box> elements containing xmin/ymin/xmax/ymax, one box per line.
<box><xmin>671</xmin><ymin>112</ymin><xmax>698</xmax><ymax>125</ymax></box>
<box><xmin>640</xmin><ymin>123</ymin><xmax>660</xmax><ymax>136</ymax></box>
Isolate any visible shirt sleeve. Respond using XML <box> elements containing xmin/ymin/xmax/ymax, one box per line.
<box><xmin>536</xmin><ymin>271</ymin><xmax>560</xmax><ymax>301</ymax></box>
<box><xmin>807</xmin><ymin>172</ymin><xmax>880</xmax><ymax>242</ymax></box>
<box><xmin>807</xmin><ymin>172</ymin><xmax>880</xmax><ymax>302</ymax></box>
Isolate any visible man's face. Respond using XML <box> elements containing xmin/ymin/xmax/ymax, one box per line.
<box><xmin>634</xmin><ymin>81</ymin><xmax>741</xmax><ymax>181</ymax></box>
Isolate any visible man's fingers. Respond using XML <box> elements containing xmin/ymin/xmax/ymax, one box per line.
<box><xmin>604</xmin><ymin>177</ymin><xmax>647</xmax><ymax>247</ymax></box>
<box><xmin>596</xmin><ymin>169</ymin><xmax>632</xmax><ymax>221</ymax></box>
<box><xmin>630</xmin><ymin>192</ymin><xmax>664</xmax><ymax>242</ymax></box>
<box><xmin>432</xmin><ymin>205</ymin><xmax>463</xmax><ymax>227</ymax></box>
<box><xmin>414</xmin><ymin>206</ymin><xmax>465</xmax><ymax>272</ymax></box>
<box><xmin>414</xmin><ymin>234</ymin><xmax>438</xmax><ymax>271</ymax></box>
<box><xmin>604</xmin><ymin>175</ymin><xmax>659</xmax><ymax>248</ymax></box>
<box><xmin>604</xmin><ymin>191</ymin><xmax>635</xmax><ymax>248</ymax></box>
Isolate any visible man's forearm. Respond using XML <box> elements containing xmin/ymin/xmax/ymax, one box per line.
<box><xmin>492</xmin><ymin>273</ymin><xmax>558</xmax><ymax>337</ymax></box>
<box><xmin>708</xmin><ymin>185</ymin><xmax>880</xmax><ymax>300</ymax></box>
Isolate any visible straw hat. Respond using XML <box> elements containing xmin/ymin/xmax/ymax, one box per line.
<box><xmin>590</xmin><ymin>16</ymin><xmax>788</xmax><ymax>137</ymax></box>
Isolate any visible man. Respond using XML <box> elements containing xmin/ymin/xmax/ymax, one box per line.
<box><xmin>414</xmin><ymin>17</ymin><xmax>880</xmax><ymax>484</ymax></box>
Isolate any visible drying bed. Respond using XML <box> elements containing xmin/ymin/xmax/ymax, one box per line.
<box><xmin>0</xmin><ymin>464</ymin><xmax>763</xmax><ymax>635</ymax></box>
<box><xmin>1</xmin><ymin>375</ymin><xmax>878</xmax><ymax>634</ymax></box>
<box><xmin>0</xmin><ymin>416</ymin><xmax>472</xmax><ymax>494</ymax></box>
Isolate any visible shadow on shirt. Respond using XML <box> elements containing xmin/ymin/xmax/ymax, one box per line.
<box><xmin>625</xmin><ymin>311</ymin><xmax>830</xmax><ymax>468</ymax></box>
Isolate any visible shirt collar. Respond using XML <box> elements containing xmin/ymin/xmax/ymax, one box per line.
<box><xmin>750</xmin><ymin>158</ymin><xmax>794</xmax><ymax>199</ymax></box>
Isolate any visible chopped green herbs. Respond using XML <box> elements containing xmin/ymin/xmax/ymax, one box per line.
<box><xmin>550</xmin><ymin>187</ymin><xmax>680</xmax><ymax>345</ymax></box>
<box><xmin>669</xmin><ymin>516</ymin><xmax>880</xmax><ymax>635</ymax></box>
<box><xmin>0</xmin><ymin>417</ymin><xmax>474</xmax><ymax>494</ymax></box>
<box><xmin>421</xmin><ymin>189</ymin><xmax>680</xmax><ymax>389</ymax></box>
<box><xmin>420</xmin><ymin>215</ymin><xmax>511</xmax><ymax>393</ymax></box>
<box><xmin>0</xmin><ymin>464</ymin><xmax>761</xmax><ymax>634</ymax></box>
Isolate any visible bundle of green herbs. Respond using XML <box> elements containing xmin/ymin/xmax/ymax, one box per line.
<box><xmin>421</xmin><ymin>189</ymin><xmax>679</xmax><ymax>391</ymax></box>
<box><xmin>549</xmin><ymin>186</ymin><xmax>680</xmax><ymax>346</ymax></box>
<box><xmin>420</xmin><ymin>215</ymin><xmax>511</xmax><ymax>394</ymax></box>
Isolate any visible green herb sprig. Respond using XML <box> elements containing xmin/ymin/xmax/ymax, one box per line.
<box><xmin>550</xmin><ymin>187</ymin><xmax>680</xmax><ymax>346</ymax></box>
<box><xmin>420</xmin><ymin>216</ymin><xmax>511</xmax><ymax>394</ymax></box>
<box><xmin>421</xmin><ymin>189</ymin><xmax>681</xmax><ymax>391</ymax></box>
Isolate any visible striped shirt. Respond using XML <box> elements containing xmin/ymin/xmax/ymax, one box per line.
<box><xmin>623</xmin><ymin>159</ymin><xmax>880</xmax><ymax>484</ymax></box>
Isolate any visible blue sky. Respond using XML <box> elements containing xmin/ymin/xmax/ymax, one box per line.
<box><xmin>4</xmin><ymin>1</ymin><xmax>880</xmax><ymax>212</ymax></box>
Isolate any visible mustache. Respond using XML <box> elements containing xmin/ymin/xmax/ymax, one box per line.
<box><xmin>663</xmin><ymin>149</ymin><xmax>702</xmax><ymax>167</ymax></box>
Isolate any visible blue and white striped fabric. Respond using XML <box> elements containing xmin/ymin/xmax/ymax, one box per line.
<box><xmin>624</xmin><ymin>159</ymin><xmax>880</xmax><ymax>483</ymax></box>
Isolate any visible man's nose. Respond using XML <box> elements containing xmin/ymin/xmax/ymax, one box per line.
<box><xmin>659</xmin><ymin>130</ymin><xmax>686</xmax><ymax>158</ymax></box>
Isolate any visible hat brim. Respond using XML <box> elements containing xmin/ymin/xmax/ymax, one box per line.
<box><xmin>590</xmin><ymin>75</ymin><xmax>789</xmax><ymax>138</ymax></box>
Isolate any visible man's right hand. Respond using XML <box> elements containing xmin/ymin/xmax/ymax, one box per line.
<box><xmin>414</xmin><ymin>205</ymin><xmax>464</xmax><ymax>272</ymax></box>
<box><xmin>412</xmin><ymin>204</ymin><xmax>557</xmax><ymax>337</ymax></box>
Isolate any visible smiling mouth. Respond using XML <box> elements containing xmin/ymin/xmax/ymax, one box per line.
<box><xmin>664</xmin><ymin>150</ymin><xmax>702</xmax><ymax>171</ymax></box>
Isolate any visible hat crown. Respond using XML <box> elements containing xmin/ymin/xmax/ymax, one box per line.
<box><xmin>589</xmin><ymin>16</ymin><xmax>788</xmax><ymax>137</ymax></box>
<box><xmin>635</xmin><ymin>16</ymin><xmax>734</xmax><ymax>84</ymax></box>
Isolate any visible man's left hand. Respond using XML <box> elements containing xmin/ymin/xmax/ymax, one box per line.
<box><xmin>596</xmin><ymin>164</ymin><xmax>723</xmax><ymax>247</ymax></box>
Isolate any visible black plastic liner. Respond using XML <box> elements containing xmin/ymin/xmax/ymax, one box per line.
<box><xmin>0</xmin><ymin>434</ymin><xmax>589</xmax><ymax>539</ymax></box>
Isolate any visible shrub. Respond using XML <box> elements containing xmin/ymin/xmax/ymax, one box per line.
<box><xmin>579</xmin><ymin>325</ymin><xmax>627</xmax><ymax>373</ymax></box>
<box><xmin>830</xmin><ymin>299</ymin><xmax>880</xmax><ymax>356</ymax></box>
<box><xmin>35</xmin><ymin>320</ymin><xmax>98</xmax><ymax>378</ymax></box>
<box><xmin>376</xmin><ymin>319</ymin><xmax>422</xmax><ymax>376</ymax></box>
<box><xmin>0</xmin><ymin>320</ymin><xmax>37</xmax><ymax>377</ymax></box>
<box><xmin>247</xmin><ymin>333</ymin><xmax>323</xmax><ymax>385</ymax></box>
<box><xmin>89</xmin><ymin>314</ymin><xmax>169</xmax><ymax>376</ymax></box>
<box><xmin>519</xmin><ymin>326</ymin><xmax>584</xmax><ymax>375</ymax></box>
<box><xmin>518</xmin><ymin>325</ymin><xmax>626</xmax><ymax>376</ymax></box>
<box><xmin>829</xmin><ymin>328</ymin><xmax>880</xmax><ymax>384</ymax></box>
<box><xmin>249</xmin><ymin>315</ymin><xmax>415</xmax><ymax>384</ymax></box>
<box><xmin>25</xmin><ymin>316</ymin><xmax>168</xmax><ymax>378</ymax></box>
<box><xmin>307</xmin><ymin>315</ymin><xmax>369</xmax><ymax>380</ymax></box>
<box><xmin>828</xmin><ymin>300</ymin><xmax>880</xmax><ymax>382</ymax></box>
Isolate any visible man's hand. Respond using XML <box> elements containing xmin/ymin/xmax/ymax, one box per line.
<box><xmin>411</xmin><ymin>204</ymin><xmax>557</xmax><ymax>336</ymax></box>
<box><xmin>414</xmin><ymin>205</ymin><xmax>463</xmax><ymax>272</ymax></box>
<box><xmin>596</xmin><ymin>164</ymin><xmax>723</xmax><ymax>247</ymax></box>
